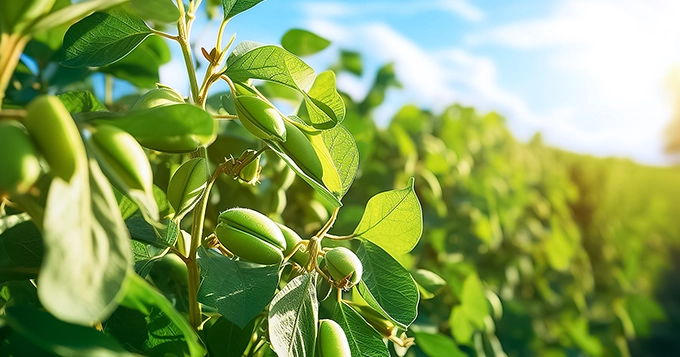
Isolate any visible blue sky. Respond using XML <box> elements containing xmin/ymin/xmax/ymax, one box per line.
<box><xmin>160</xmin><ymin>0</ymin><xmax>680</xmax><ymax>165</ymax></box>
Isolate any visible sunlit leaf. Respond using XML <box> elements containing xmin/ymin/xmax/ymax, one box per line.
<box><xmin>353</xmin><ymin>177</ymin><xmax>422</xmax><ymax>255</ymax></box>
<box><xmin>281</xmin><ymin>29</ymin><xmax>331</xmax><ymax>56</ymax></box>
<box><xmin>268</xmin><ymin>274</ymin><xmax>318</xmax><ymax>357</ymax></box>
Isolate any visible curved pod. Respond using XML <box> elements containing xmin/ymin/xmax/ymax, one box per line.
<box><xmin>215</xmin><ymin>208</ymin><xmax>286</xmax><ymax>265</ymax></box>
<box><xmin>0</xmin><ymin>121</ymin><xmax>42</xmax><ymax>196</ymax></box>
<box><xmin>316</xmin><ymin>319</ymin><xmax>351</xmax><ymax>357</ymax></box>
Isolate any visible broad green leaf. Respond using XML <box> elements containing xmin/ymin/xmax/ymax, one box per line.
<box><xmin>203</xmin><ymin>317</ymin><xmax>255</xmax><ymax>357</ymax></box>
<box><xmin>62</xmin><ymin>9</ymin><xmax>152</xmax><ymax>68</ymax></box>
<box><xmin>125</xmin><ymin>214</ymin><xmax>178</xmax><ymax>248</ymax></box>
<box><xmin>281</xmin><ymin>29</ymin><xmax>331</xmax><ymax>56</ymax></box>
<box><xmin>3</xmin><ymin>305</ymin><xmax>133</xmax><ymax>357</ymax></box>
<box><xmin>322</xmin><ymin>124</ymin><xmax>359</xmax><ymax>196</ymax></box>
<box><xmin>356</xmin><ymin>241</ymin><xmax>419</xmax><ymax>329</ymax></box>
<box><xmin>414</xmin><ymin>332</ymin><xmax>466</xmax><ymax>357</ymax></box>
<box><xmin>338</xmin><ymin>50</ymin><xmax>362</xmax><ymax>76</ymax></box>
<box><xmin>221</xmin><ymin>0</ymin><xmax>265</xmax><ymax>21</ymax></box>
<box><xmin>0</xmin><ymin>0</ymin><xmax>55</xmax><ymax>35</ymax></box>
<box><xmin>459</xmin><ymin>273</ymin><xmax>488</xmax><ymax>328</ymax></box>
<box><xmin>300</xmin><ymin>70</ymin><xmax>345</xmax><ymax>128</ymax></box>
<box><xmin>226</xmin><ymin>44</ymin><xmax>315</xmax><ymax>91</ymax></box>
<box><xmin>268</xmin><ymin>274</ymin><xmax>318</xmax><ymax>357</ymax></box>
<box><xmin>89</xmin><ymin>104</ymin><xmax>217</xmax><ymax>153</ymax></box>
<box><xmin>449</xmin><ymin>306</ymin><xmax>474</xmax><ymax>344</ymax></box>
<box><xmin>116</xmin><ymin>273</ymin><xmax>205</xmax><ymax>357</ymax></box>
<box><xmin>28</xmin><ymin>0</ymin><xmax>129</xmax><ymax>34</ymax></box>
<box><xmin>131</xmin><ymin>0</ymin><xmax>179</xmax><ymax>23</ymax></box>
<box><xmin>226</xmin><ymin>44</ymin><xmax>342</xmax><ymax>129</ymax></box>
<box><xmin>38</xmin><ymin>159</ymin><xmax>132</xmax><ymax>325</ymax></box>
<box><xmin>197</xmin><ymin>246</ymin><xmax>280</xmax><ymax>329</ymax></box>
<box><xmin>58</xmin><ymin>90</ymin><xmax>107</xmax><ymax>114</ymax></box>
<box><xmin>100</xmin><ymin>35</ymin><xmax>171</xmax><ymax>89</ymax></box>
<box><xmin>0</xmin><ymin>221</ymin><xmax>42</xmax><ymax>282</ymax></box>
<box><xmin>352</xmin><ymin>177</ymin><xmax>422</xmax><ymax>255</ymax></box>
<box><xmin>130</xmin><ymin>240</ymin><xmax>165</xmax><ymax>276</ymax></box>
<box><xmin>307</xmin><ymin>129</ymin><xmax>343</xmax><ymax>197</ymax></box>
<box><xmin>333</xmin><ymin>301</ymin><xmax>389</xmax><ymax>357</ymax></box>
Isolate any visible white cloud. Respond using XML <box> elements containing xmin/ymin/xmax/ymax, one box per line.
<box><xmin>300</xmin><ymin>1</ymin><xmax>484</xmax><ymax>21</ymax></box>
<box><xmin>468</xmin><ymin>0</ymin><xmax>680</xmax><ymax>164</ymax></box>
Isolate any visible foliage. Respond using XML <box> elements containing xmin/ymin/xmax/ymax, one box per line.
<box><xmin>2</xmin><ymin>1</ymin><xmax>680</xmax><ymax>357</ymax></box>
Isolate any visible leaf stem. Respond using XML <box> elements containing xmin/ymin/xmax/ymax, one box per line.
<box><xmin>150</xmin><ymin>28</ymin><xmax>179</xmax><ymax>41</ymax></box>
<box><xmin>213</xmin><ymin>114</ymin><xmax>238</xmax><ymax>120</ymax></box>
<box><xmin>323</xmin><ymin>233</ymin><xmax>356</xmax><ymax>240</ymax></box>
<box><xmin>315</xmin><ymin>207</ymin><xmax>340</xmax><ymax>239</ymax></box>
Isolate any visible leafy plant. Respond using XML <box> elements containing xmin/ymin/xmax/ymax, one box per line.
<box><xmin>0</xmin><ymin>1</ymin><xmax>423</xmax><ymax>356</ymax></box>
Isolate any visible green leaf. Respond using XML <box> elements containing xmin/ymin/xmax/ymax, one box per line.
<box><xmin>281</xmin><ymin>29</ymin><xmax>331</xmax><ymax>56</ymax></box>
<box><xmin>89</xmin><ymin>104</ymin><xmax>217</xmax><ymax>153</ymax></box>
<box><xmin>414</xmin><ymin>332</ymin><xmax>466</xmax><ymax>357</ymax></box>
<box><xmin>332</xmin><ymin>301</ymin><xmax>389</xmax><ymax>357</ymax></box>
<box><xmin>221</xmin><ymin>0</ymin><xmax>265</xmax><ymax>21</ymax></box>
<box><xmin>100</xmin><ymin>35</ymin><xmax>171</xmax><ymax>89</ymax></box>
<box><xmin>300</xmin><ymin>70</ymin><xmax>345</xmax><ymax>128</ymax></box>
<box><xmin>116</xmin><ymin>273</ymin><xmax>205</xmax><ymax>357</ymax></box>
<box><xmin>203</xmin><ymin>317</ymin><xmax>255</xmax><ymax>357</ymax></box>
<box><xmin>268</xmin><ymin>274</ymin><xmax>318</xmax><ymax>357</ymax></box>
<box><xmin>0</xmin><ymin>221</ymin><xmax>43</xmax><ymax>282</ymax></box>
<box><xmin>197</xmin><ymin>247</ymin><xmax>280</xmax><ymax>329</ymax></box>
<box><xmin>38</xmin><ymin>159</ymin><xmax>132</xmax><ymax>325</ymax></box>
<box><xmin>28</xmin><ymin>0</ymin><xmax>129</xmax><ymax>34</ymax></box>
<box><xmin>125</xmin><ymin>214</ymin><xmax>178</xmax><ymax>248</ymax></box>
<box><xmin>58</xmin><ymin>91</ymin><xmax>107</xmax><ymax>114</ymax></box>
<box><xmin>352</xmin><ymin>177</ymin><xmax>423</xmax><ymax>255</ymax></box>
<box><xmin>338</xmin><ymin>50</ymin><xmax>362</xmax><ymax>76</ymax></box>
<box><xmin>226</xmin><ymin>44</ymin><xmax>342</xmax><ymax>129</ymax></box>
<box><xmin>62</xmin><ymin>9</ymin><xmax>152</xmax><ymax>68</ymax></box>
<box><xmin>322</xmin><ymin>124</ymin><xmax>358</xmax><ymax>196</ymax></box>
<box><xmin>459</xmin><ymin>273</ymin><xmax>488</xmax><ymax>328</ymax></box>
<box><xmin>226</xmin><ymin>44</ymin><xmax>315</xmax><ymax>92</ymax></box>
<box><xmin>356</xmin><ymin>241</ymin><xmax>419</xmax><ymax>329</ymax></box>
<box><xmin>3</xmin><ymin>305</ymin><xmax>133</xmax><ymax>357</ymax></box>
<box><xmin>131</xmin><ymin>0</ymin><xmax>179</xmax><ymax>23</ymax></box>
<box><xmin>449</xmin><ymin>306</ymin><xmax>474</xmax><ymax>344</ymax></box>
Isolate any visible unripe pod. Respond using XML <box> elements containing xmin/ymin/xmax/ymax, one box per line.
<box><xmin>88</xmin><ymin>124</ymin><xmax>153</xmax><ymax>192</ymax></box>
<box><xmin>324</xmin><ymin>247</ymin><xmax>362</xmax><ymax>290</ymax></box>
<box><xmin>0</xmin><ymin>121</ymin><xmax>41</xmax><ymax>196</ymax></box>
<box><xmin>167</xmin><ymin>158</ymin><xmax>208</xmax><ymax>219</ymax></box>
<box><xmin>24</xmin><ymin>95</ymin><xmax>85</xmax><ymax>181</ymax></box>
<box><xmin>237</xmin><ymin>149</ymin><xmax>261</xmax><ymax>185</ymax></box>
<box><xmin>316</xmin><ymin>319</ymin><xmax>351</xmax><ymax>357</ymax></box>
<box><xmin>215</xmin><ymin>208</ymin><xmax>287</xmax><ymax>265</ymax></box>
<box><xmin>345</xmin><ymin>301</ymin><xmax>396</xmax><ymax>338</ymax></box>
<box><xmin>132</xmin><ymin>87</ymin><xmax>185</xmax><ymax>110</ymax></box>
<box><xmin>276</xmin><ymin>223</ymin><xmax>308</xmax><ymax>266</ymax></box>
<box><xmin>233</xmin><ymin>83</ymin><xmax>286</xmax><ymax>141</ymax></box>
<box><xmin>278</xmin><ymin>121</ymin><xmax>324</xmax><ymax>183</ymax></box>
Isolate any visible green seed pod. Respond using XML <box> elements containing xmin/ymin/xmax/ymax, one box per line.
<box><xmin>215</xmin><ymin>208</ymin><xmax>286</xmax><ymax>265</ymax></box>
<box><xmin>24</xmin><ymin>95</ymin><xmax>85</xmax><ymax>181</ymax></box>
<box><xmin>0</xmin><ymin>121</ymin><xmax>41</xmax><ymax>196</ymax></box>
<box><xmin>276</xmin><ymin>223</ymin><xmax>308</xmax><ymax>266</ymax></box>
<box><xmin>278</xmin><ymin>121</ymin><xmax>324</xmax><ymax>182</ymax></box>
<box><xmin>233</xmin><ymin>85</ymin><xmax>287</xmax><ymax>141</ymax></box>
<box><xmin>345</xmin><ymin>301</ymin><xmax>396</xmax><ymax>338</ymax></box>
<box><xmin>132</xmin><ymin>87</ymin><xmax>185</xmax><ymax>110</ymax></box>
<box><xmin>167</xmin><ymin>158</ymin><xmax>208</xmax><ymax>219</ymax></box>
<box><xmin>88</xmin><ymin>124</ymin><xmax>152</xmax><ymax>192</ymax></box>
<box><xmin>237</xmin><ymin>149</ymin><xmax>261</xmax><ymax>185</ymax></box>
<box><xmin>316</xmin><ymin>319</ymin><xmax>351</xmax><ymax>357</ymax></box>
<box><xmin>324</xmin><ymin>247</ymin><xmax>362</xmax><ymax>290</ymax></box>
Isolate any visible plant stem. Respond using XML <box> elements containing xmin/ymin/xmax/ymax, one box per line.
<box><xmin>175</xmin><ymin>0</ymin><xmax>200</xmax><ymax>104</ymax></box>
<box><xmin>187</xmin><ymin>149</ymin><xmax>225</xmax><ymax>329</ymax></box>
<box><xmin>0</xmin><ymin>33</ymin><xmax>30</xmax><ymax>108</ymax></box>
